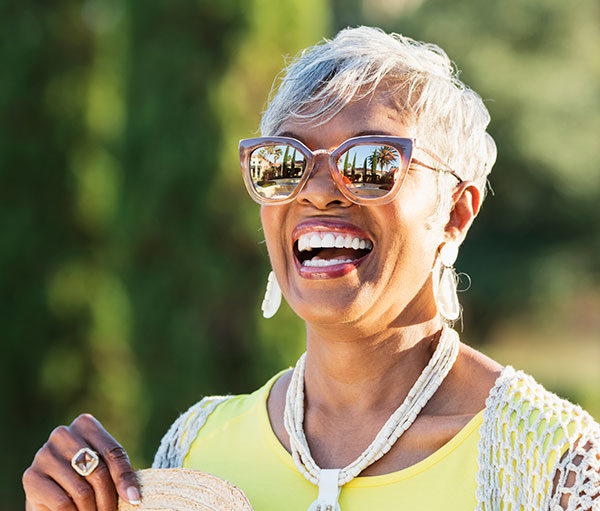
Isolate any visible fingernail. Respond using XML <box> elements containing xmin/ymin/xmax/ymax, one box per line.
<box><xmin>127</xmin><ymin>486</ymin><xmax>141</xmax><ymax>505</ymax></box>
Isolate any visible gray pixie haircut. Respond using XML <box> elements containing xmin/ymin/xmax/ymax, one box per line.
<box><xmin>260</xmin><ymin>26</ymin><xmax>497</xmax><ymax>204</ymax></box>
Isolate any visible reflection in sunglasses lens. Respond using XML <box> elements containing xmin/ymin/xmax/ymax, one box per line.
<box><xmin>336</xmin><ymin>144</ymin><xmax>404</xmax><ymax>198</ymax></box>
<box><xmin>249</xmin><ymin>142</ymin><xmax>407</xmax><ymax>201</ymax></box>
<box><xmin>250</xmin><ymin>144</ymin><xmax>307</xmax><ymax>200</ymax></box>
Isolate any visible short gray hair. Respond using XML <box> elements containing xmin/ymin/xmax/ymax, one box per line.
<box><xmin>260</xmin><ymin>26</ymin><xmax>497</xmax><ymax>203</ymax></box>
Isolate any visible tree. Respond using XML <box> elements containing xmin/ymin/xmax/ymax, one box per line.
<box><xmin>377</xmin><ymin>146</ymin><xmax>396</xmax><ymax>171</ymax></box>
<box><xmin>122</xmin><ymin>0</ymin><xmax>331</xmax><ymax>473</ymax></box>
<box><xmin>1</xmin><ymin>2</ymin><xmax>332</xmax><ymax>509</ymax></box>
<box><xmin>291</xmin><ymin>149</ymin><xmax>298</xmax><ymax>176</ymax></box>
<box><xmin>342</xmin><ymin>151</ymin><xmax>350</xmax><ymax>176</ymax></box>
<box><xmin>282</xmin><ymin>145</ymin><xmax>290</xmax><ymax>177</ymax></box>
<box><xmin>261</xmin><ymin>145</ymin><xmax>283</xmax><ymax>175</ymax></box>
<box><xmin>369</xmin><ymin>149</ymin><xmax>379</xmax><ymax>181</ymax></box>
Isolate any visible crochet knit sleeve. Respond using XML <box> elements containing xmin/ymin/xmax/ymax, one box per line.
<box><xmin>476</xmin><ymin>367</ymin><xmax>600</xmax><ymax>510</ymax></box>
<box><xmin>152</xmin><ymin>395</ymin><xmax>232</xmax><ymax>469</ymax></box>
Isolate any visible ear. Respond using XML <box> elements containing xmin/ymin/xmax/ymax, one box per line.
<box><xmin>444</xmin><ymin>181</ymin><xmax>481</xmax><ymax>245</ymax></box>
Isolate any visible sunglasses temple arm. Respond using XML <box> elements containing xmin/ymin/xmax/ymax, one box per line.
<box><xmin>412</xmin><ymin>148</ymin><xmax>463</xmax><ymax>183</ymax></box>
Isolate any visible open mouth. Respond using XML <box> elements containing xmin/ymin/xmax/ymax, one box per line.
<box><xmin>292</xmin><ymin>226</ymin><xmax>373</xmax><ymax>278</ymax></box>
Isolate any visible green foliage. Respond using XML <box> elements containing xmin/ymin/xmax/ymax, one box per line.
<box><xmin>343</xmin><ymin>150</ymin><xmax>350</xmax><ymax>175</ymax></box>
<box><xmin>0</xmin><ymin>4</ymin><xmax>99</xmax><ymax>507</ymax></box>
<box><xmin>120</xmin><ymin>0</ymin><xmax>331</xmax><ymax>471</ymax></box>
<box><xmin>291</xmin><ymin>149</ymin><xmax>298</xmax><ymax>175</ymax></box>
<box><xmin>1</xmin><ymin>1</ymin><xmax>329</xmax><ymax>509</ymax></box>
<box><xmin>282</xmin><ymin>145</ymin><xmax>290</xmax><ymax>177</ymax></box>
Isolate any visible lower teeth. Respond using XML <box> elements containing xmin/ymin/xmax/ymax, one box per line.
<box><xmin>302</xmin><ymin>258</ymin><xmax>354</xmax><ymax>267</ymax></box>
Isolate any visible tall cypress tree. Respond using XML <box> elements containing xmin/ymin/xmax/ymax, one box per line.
<box><xmin>0</xmin><ymin>3</ymin><xmax>99</xmax><ymax>507</ymax></box>
<box><xmin>121</xmin><ymin>0</ymin><xmax>332</xmax><ymax>464</ymax></box>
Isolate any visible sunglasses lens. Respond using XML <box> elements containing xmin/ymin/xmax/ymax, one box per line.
<box><xmin>249</xmin><ymin>144</ymin><xmax>307</xmax><ymax>200</ymax></box>
<box><xmin>336</xmin><ymin>143</ymin><xmax>407</xmax><ymax>199</ymax></box>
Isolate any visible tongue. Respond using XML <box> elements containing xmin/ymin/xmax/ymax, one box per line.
<box><xmin>313</xmin><ymin>248</ymin><xmax>363</xmax><ymax>260</ymax></box>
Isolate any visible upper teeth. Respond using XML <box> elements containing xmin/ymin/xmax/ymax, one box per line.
<box><xmin>297</xmin><ymin>232</ymin><xmax>372</xmax><ymax>252</ymax></box>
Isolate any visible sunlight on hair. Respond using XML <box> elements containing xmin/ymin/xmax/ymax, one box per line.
<box><xmin>261</xmin><ymin>27</ymin><xmax>497</xmax><ymax>208</ymax></box>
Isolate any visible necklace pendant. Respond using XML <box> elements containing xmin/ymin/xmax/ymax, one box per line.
<box><xmin>307</xmin><ymin>469</ymin><xmax>342</xmax><ymax>511</ymax></box>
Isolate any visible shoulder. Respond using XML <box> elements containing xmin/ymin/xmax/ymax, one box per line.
<box><xmin>482</xmin><ymin>366</ymin><xmax>599</xmax><ymax>435</ymax></box>
<box><xmin>152</xmin><ymin>371</ymin><xmax>285</xmax><ymax>469</ymax></box>
<box><xmin>152</xmin><ymin>395</ymin><xmax>233</xmax><ymax>469</ymax></box>
<box><xmin>477</xmin><ymin>367</ymin><xmax>600</xmax><ymax>509</ymax></box>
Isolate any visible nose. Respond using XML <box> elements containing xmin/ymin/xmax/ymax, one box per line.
<box><xmin>295</xmin><ymin>155</ymin><xmax>353</xmax><ymax>210</ymax></box>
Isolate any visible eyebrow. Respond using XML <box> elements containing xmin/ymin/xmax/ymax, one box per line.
<box><xmin>276</xmin><ymin>130</ymin><xmax>303</xmax><ymax>140</ymax></box>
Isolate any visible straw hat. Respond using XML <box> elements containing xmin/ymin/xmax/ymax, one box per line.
<box><xmin>118</xmin><ymin>468</ymin><xmax>254</xmax><ymax>510</ymax></box>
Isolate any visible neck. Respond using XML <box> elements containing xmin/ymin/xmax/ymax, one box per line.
<box><xmin>303</xmin><ymin>318</ymin><xmax>445</xmax><ymax>415</ymax></box>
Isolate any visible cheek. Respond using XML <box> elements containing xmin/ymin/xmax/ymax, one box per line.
<box><xmin>382</xmin><ymin>196</ymin><xmax>444</xmax><ymax>268</ymax></box>
<box><xmin>260</xmin><ymin>206</ymin><xmax>279</xmax><ymax>243</ymax></box>
<box><xmin>260</xmin><ymin>206</ymin><xmax>288</xmax><ymax>266</ymax></box>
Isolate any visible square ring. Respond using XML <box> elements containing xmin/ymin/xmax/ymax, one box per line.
<box><xmin>71</xmin><ymin>447</ymin><xmax>100</xmax><ymax>477</ymax></box>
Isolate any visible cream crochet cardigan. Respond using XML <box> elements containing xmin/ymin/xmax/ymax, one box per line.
<box><xmin>154</xmin><ymin>366</ymin><xmax>600</xmax><ymax>510</ymax></box>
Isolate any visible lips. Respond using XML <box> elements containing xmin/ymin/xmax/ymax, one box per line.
<box><xmin>291</xmin><ymin>220</ymin><xmax>373</xmax><ymax>279</ymax></box>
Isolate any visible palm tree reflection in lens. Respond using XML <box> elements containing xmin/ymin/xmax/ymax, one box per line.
<box><xmin>340</xmin><ymin>144</ymin><xmax>401</xmax><ymax>194</ymax></box>
<box><xmin>251</xmin><ymin>144</ymin><xmax>307</xmax><ymax>200</ymax></box>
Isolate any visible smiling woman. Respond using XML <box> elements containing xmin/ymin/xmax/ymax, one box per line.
<box><xmin>23</xmin><ymin>26</ymin><xmax>600</xmax><ymax>511</ymax></box>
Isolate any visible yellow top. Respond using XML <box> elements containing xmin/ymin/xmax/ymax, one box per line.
<box><xmin>183</xmin><ymin>372</ymin><xmax>483</xmax><ymax>511</ymax></box>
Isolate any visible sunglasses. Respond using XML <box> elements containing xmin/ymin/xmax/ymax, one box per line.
<box><xmin>239</xmin><ymin>135</ymin><xmax>463</xmax><ymax>206</ymax></box>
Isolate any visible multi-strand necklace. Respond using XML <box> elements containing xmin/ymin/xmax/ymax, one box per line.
<box><xmin>283</xmin><ymin>327</ymin><xmax>460</xmax><ymax>511</ymax></box>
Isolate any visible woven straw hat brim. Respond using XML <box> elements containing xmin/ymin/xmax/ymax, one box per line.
<box><xmin>118</xmin><ymin>468</ymin><xmax>254</xmax><ymax>511</ymax></box>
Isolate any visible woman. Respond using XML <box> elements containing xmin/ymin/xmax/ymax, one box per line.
<box><xmin>23</xmin><ymin>26</ymin><xmax>600</xmax><ymax>511</ymax></box>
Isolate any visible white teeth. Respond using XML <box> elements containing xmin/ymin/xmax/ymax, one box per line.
<box><xmin>296</xmin><ymin>231</ymin><xmax>374</xmax><ymax>252</ymax></box>
<box><xmin>322</xmin><ymin>233</ymin><xmax>335</xmax><ymax>248</ymax></box>
<box><xmin>298</xmin><ymin>236</ymin><xmax>310</xmax><ymax>252</ymax></box>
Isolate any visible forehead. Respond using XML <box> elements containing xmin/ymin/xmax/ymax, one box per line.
<box><xmin>276</xmin><ymin>88</ymin><xmax>414</xmax><ymax>150</ymax></box>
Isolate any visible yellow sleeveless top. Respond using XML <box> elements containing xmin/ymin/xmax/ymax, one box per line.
<box><xmin>183</xmin><ymin>372</ymin><xmax>483</xmax><ymax>510</ymax></box>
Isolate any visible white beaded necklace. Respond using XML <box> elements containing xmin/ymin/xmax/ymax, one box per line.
<box><xmin>283</xmin><ymin>327</ymin><xmax>460</xmax><ymax>511</ymax></box>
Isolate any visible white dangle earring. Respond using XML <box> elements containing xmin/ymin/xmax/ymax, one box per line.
<box><xmin>435</xmin><ymin>242</ymin><xmax>460</xmax><ymax>321</ymax></box>
<box><xmin>261</xmin><ymin>271</ymin><xmax>282</xmax><ymax>319</ymax></box>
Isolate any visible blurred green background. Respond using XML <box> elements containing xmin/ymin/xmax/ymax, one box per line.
<box><xmin>1</xmin><ymin>0</ymin><xmax>598</xmax><ymax>508</ymax></box>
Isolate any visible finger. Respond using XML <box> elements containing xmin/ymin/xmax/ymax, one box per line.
<box><xmin>23</xmin><ymin>468</ymin><xmax>77</xmax><ymax>511</ymax></box>
<box><xmin>84</xmin><ymin>458</ymin><xmax>118</xmax><ymax>511</ymax></box>
<box><xmin>70</xmin><ymin>414</ymin><xmax>140</xmax><ymax>505</ymax></box>
<box><xmin>64</xmin><ymin>431</ymin><xmax>117</xmax><ymax>511</ymax></box>
<box><xmin>42</xmin><ymin>444</ymin><xmax>96</xmax><ymax>511</ymax></box>
<box><xmin>49</xmin><ymin>425</ymin><xmax>118</xmax><ymax>511</ymax></box>
<box><xmin>26</xmin><ymin>492</ymin><xmax>53</xmax><ymax>511</ymax></box>
<box><xmin>41</xmin><ymin>426</ymin><xmax>98</xmax><ymax>511</ymax></box>
<box><xmin>27</xmin><ymin>502</ymin><xmax>51</xmax><ymax>511</ymax></box>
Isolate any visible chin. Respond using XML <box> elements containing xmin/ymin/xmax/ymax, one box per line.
<box><xmin>284</xmin><ymin>284</ymin><xmax>381</xmax><ymax>327</ymax></box>
<box><xmin>282</xmin><ymin>272</ymin><xmax>438</xmax><ymax>330</ymax></box>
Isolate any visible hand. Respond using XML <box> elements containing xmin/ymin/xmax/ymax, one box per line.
<box><xmin>23</xmin><ymin>414</ymin><xmax>141</xmax><ymax>511</ymax></box>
